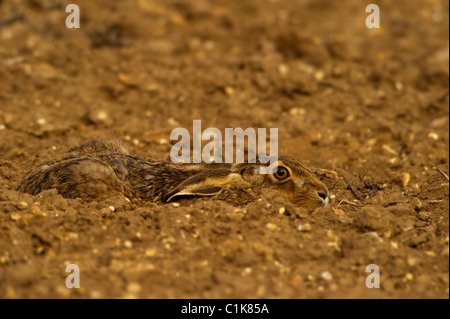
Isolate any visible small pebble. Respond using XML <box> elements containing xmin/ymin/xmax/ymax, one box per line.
<box><xmin>124</xmin><ymin>240</ymin><xmax>133</xmax><ymax>249</ymax></box>
<box><xmin>321</xmin><ymin>271</ymin><xmax>333</xmax><ymax>281</ymax></box>
<box><xmin>233</xmin><ymin>208</ymin><xmax>243</xmax><ymax>214</ymax></box>
<box><xmin>266</xmin><ymin>223</ymin><xmax>277</xmax><ymax>231</ymax></box>
<box><xmin>118</xmin><ymin>73</ymin><xmax>129</xmax><ymax>84</ymax></box>
<box><xmin>278</xmin><ymin>207</ymin><xmax>286</xmax><ymax>215</ymax></box>
<box><xmin>428</xmin><ymin>132</ymin><xmax>439</xmax><ymax>140</ymax></box>
<box><xmin>31</xmin><ymin>206</ymin><xmax>43</xmax><ymax>215</ymax></box>
<box><xmin>430</xmin><ymin>116</ymin><xmax>448</xmax><ymax>128</ymax></box>
<box><xmin>225</xmin><ymin>87</ymin><xmax>234</xmax><ymax>95</ymax></box>
<box><xmin>407</xmin><ymin>257</ymin><xmax>417</xmax><ymax>267</ymax></box>
<box><xmin>402</xmin><ymin>173</ymin><xmax>411</xmax><ymax>188</ymax></box>
<box><xmin>278</xmin><ymin>64</ymin><xmax>289</xmax><ymax>76</ymax></box>
<box><xmin>395</xmin><ymin>82</ymin><xmax>403</xmax><ymax>91</ymax></box>
<box><xmin>10</xmin><ymin>214</ymin><xmax>21</xmax><ymax>221</ymax></box>
<box><xmin>411</xmin><ymin>198</ymin><xmax>422</xmax><ymax>210</ymax></box>
<box><xmin>314</xmin><ymin>70</ymin><xmax>325</xmax><ymax>81</ymax></box>
<box><xmin>96</xmin><ymin>111</ymin><xmax>108</xmax><ymax>121</ymax></box>
<box><xmin>418</xmin><ymin>211</ymin><xmax>430</xmax><ymax>221</ymax></box>
<box><xmin>298</xmin><ymin>223</ymin><xmax>312</xmax><ymax>232</ymax></box>
<box><xmin>145</xmin><ymin>248</ymin><xmax>157</xmax><ymax>257</ymax></box>
<box><xmin>382</xmin><ymin>144</ymin><xmax>398</xmax><ymax>156</ymax></box>
<box><xmin>19</xmin><ymin>202</ymin><xmax>28</xmax><ymax>209</ymax></box>
<box><xmin>364</xmin><ymin>232</ymin><xmax>380</xmax><ymax>240</ymax></box>
<box><xmin>168</xmin><ymin>118</ymin><xmax>181</xmax><ymax>128</ymax></box>
<box><xmin>289</xmin><ymin>107</ymin><xmax>306</xmax><ymax>117</ymax></box>
<box><xmin>388</xmin><ymin>157</ymin><xmax>397</xmax><ymax>164</ymax></box>
<box><xmin>241</xmin><ymin>267</ymin><xmax>252</xmax><ymax>276</ymax></box>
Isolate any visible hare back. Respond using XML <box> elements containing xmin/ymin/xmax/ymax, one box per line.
<box><xmin>17</xmin><ymin>156</ymin><xmax>130</xmax><ymax>200</ymax></box>
<box><xmin>17</xmin><ymin>152</ymin><xmax>238</xmax><ymax>203</ymax></box>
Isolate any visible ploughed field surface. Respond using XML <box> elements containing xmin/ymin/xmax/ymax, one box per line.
<box><xmin>0</xmin><ymin>0</ymin><xmax>448</xmax><ymax>298</ymax></box>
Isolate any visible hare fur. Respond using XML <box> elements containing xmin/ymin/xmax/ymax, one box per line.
<box><xmin>17</xmin><ymin>139</ymin><xmax>330</xmax><ymax>211</ymax></box>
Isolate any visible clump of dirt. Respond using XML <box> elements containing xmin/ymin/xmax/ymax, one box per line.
<box><xmin>0</xmin><ymin>0</ymin><xmax>448</xmax><ymax>298</ymax></box>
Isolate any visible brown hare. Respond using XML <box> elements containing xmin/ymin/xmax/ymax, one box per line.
<box><xmin>17</xmin><ymin>139</ymin><xmax>329</xmax><ymax>211</ymax></box>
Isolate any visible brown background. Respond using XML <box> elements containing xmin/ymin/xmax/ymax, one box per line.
<box><xmin>0</xmin><ymin>0</ymin><xmax>448</xmax><ymax>298</ymax></box>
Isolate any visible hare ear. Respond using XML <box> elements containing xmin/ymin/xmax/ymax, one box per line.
<box><xmin>165</xmin><ymin>185</ymin><xmax>223</xmax><ymax>202</ymax></box>
<box><xmin>163</xmin><ymin>168</ymin><xmax>250</xmax><ymax>203</ymax></box>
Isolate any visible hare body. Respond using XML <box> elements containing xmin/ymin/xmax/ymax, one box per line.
<box><xmin>18</xmin><ymin>139</ymin><xmax>329</xmax><ymax>210</ymax></box>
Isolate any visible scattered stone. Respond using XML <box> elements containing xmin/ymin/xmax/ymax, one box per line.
<box><xmin>86</xmin><ymin>110</ymin><xmax>113</xmax><ymax>126</ymax></box>
<box><xmin>266</xmin><ymin>223</ymin><xmax>277</xmax><ymax>231</ymax></box>
<box><xmin>407</xmin><ymin>257</ymin><xmax>417</xmax><ymax>267</ymax></box>
<box><xmin>298</xmin><ymin>223</ymin><xmax>312</xmax><ymax>232</ymax></box>
<box><xmin>31</xmin><ymin>205</ymin><xmax>43</xmax><ymax>215</ymax></box>
<box><xmin>321</xmin><ymin>271</ymin><xmax>333</xmax><ymax>281</ymax></box>
<box><xmin>417</xmin><ymin>211</ymin><xmax>430</xmax><ymax>221</ymax></box>
<box><xmin>363</xmin><ymin>232</ymin><xmax>380</xmax><ymax>240</ymax></box>
<box><xmin>10</xmin><ymin>213</ymin><xmax>21</xmax><ymax>221</ymax></box>
<box><xmin>278</xmin><ymin>64</ymin><xmax>289</xmax><ymax>76</ymax></box>
<box><xmin>402</xmin><ymin>173</ymin><xmax>411</xmax><ymax>188</ymax></box>
<box><xmin>225</xmin><ymin>87</ymin><xmax>234</xmax><ymax>95</ymax></box>
<box><xmin>241</xmin><ymin>267</ymin><xmax>252</xmax><ymax>276</ymax></box>
<box><xmin>411</xmin><ymin>198</ymin><xmax>422</xmax><ymax>211</ymax></box>
<box><xmin>404</xmin><ymin>273</ymin><xmax>414</xmax><ymax>281</ymax></box>
<box><xmin>430</xmin><ymin>116</ymin><xmax>448</xmax><ymax>128</ymax></box>
<box><xmin>124</xmin><ymin>240</ymin><xmax>133</xmax><ymax>249</ymax></box>
<box><xmin>428</xmin><ymin>132</ymin><xmax>439</xmax><ymax>140</ymax></box>
<box><xmin>395</xmin><ymin>82</ymin><xmax>403</xmax><ymax>91</ymax></box>
<box><xmin>382</xmin><ymin>144</ymin><xmax>398</xmax><ymax>156</ymax></box>
<box><xmin>145</xmin><ymin>248</ymin><xmax>158</xmax><ymax>257</ymax></box>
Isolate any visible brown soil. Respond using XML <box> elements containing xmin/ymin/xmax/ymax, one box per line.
<box><xmin>0</xmin><ymin>0</ymin><xmax>448</xmax><ymax>299</ymax></box>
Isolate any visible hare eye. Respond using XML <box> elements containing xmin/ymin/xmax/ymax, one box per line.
<box><xmin>274</xmin><ymin>166</ymin><xmax>290</xmax><ymax>180</ymax></box>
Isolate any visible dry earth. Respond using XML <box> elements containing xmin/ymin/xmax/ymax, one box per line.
<box><xmin>0</xmin><ymin>0</ymin><xmax>448</xmax><ymax>298</ymax></box>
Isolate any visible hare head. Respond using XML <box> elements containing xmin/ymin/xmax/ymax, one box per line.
<box><xmin>162</xmin><ymin>156</ymin><xmax>329</xmax><ymax>211</ymax></box>
<box><xmin>256</xmin><ymin>156</ymin><xmax>330</xmax><ymax>210</ymax></box>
